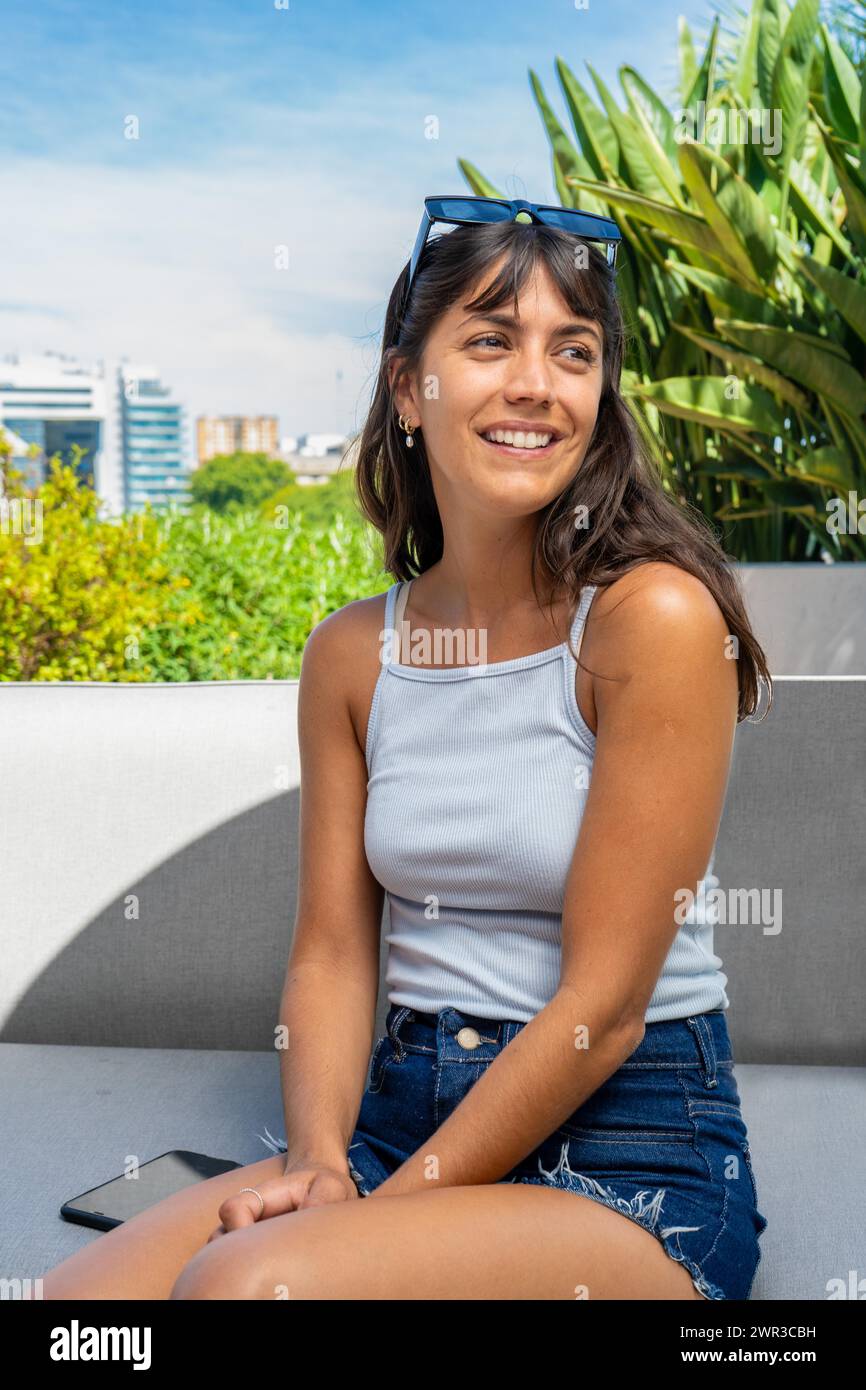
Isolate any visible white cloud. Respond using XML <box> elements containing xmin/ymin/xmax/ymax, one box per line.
<box><xmin>0</xmin><ymin>0</ymin><xmax>698</xmax><ymax>441</ymax></box>
<box><xmin>1</xmin><ymin>157</ymin><xmax>402</xmax><ymax>440</ymax></box>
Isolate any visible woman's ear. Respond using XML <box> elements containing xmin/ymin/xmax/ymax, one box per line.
<box><xmin>388</xmin><ymin>357</ymin><xmax>416</xmax><ymax>423</ymax></box>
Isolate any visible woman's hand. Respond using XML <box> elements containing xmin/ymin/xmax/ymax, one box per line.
<box><xmin>206</xmin><ymin>1164</ymin><xmax>359</xmax><ymax>1242</ymax></box>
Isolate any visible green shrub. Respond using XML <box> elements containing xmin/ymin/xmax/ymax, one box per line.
<box><xmin>0</xmin><ymin>440</ymin><xmax>388</xmax><ymax>681</ymax></box>
<box><xmin>0</xmin><ymin>445</ymin><xmax>192</xmax><ymax>681</ymax></box>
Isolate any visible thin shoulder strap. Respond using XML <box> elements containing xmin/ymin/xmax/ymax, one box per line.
<box><xmin>570</xmin><ymin>583</ymin><xmax>598</xmax><ymax>662</ymax></box>
<box><xmin>384</xmin><ymin>579</ymin><xmax>413</xmax><ymax>664</ymax></box>
<box><xmin>393</xmin><ymin>579</ymin><xmax>412</xmax><ymax>633</ymax></box>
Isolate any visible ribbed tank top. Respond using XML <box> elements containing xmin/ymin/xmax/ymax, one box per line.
<box><xmin>364</xmin><ymin>579</ymin><xmax>728</xmax><ymax>1024</ymax></box>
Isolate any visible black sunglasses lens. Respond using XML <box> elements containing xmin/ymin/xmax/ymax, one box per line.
<box><xmin>537</xmin><ymin>207</ymin><xmax>620</xmax><ymax>240</ymax></box>
<box><xmin>427</xmin><ymin>198</ymin><xmax>513</xmax><ymax>223</ymax></box>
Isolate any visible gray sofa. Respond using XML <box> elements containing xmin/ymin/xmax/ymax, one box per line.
<box><xmin>1</xmin><ymin>675</ymin><xmax>864</xmax><ymax>1300</ymax></box>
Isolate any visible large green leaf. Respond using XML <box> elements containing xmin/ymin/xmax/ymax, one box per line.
<box><xmin>683</xmin><ymin>15</ymin><xmax>720</xmax><ymax>113</ymax></box>
<box><xmin>628</xmin><ymin>376</ymin><xmax>782</xmax><ymax>435</ymax></box>
<box><xmin>785</xmin><ymin>155</ymin><xmax>854</xmax><ymax>256</ymax></box>
<box><xmin>716</xmin><ymin>319</ymin><xmax>866</xmax><ymax>415</ymax></box>
<box><xmin>820</xmin><ymin>24</ymin><xmax>861</xmax><ymax>146</ymax></box>
<box><xmin>747</xmin><ymin>141</ymin><xmax>851</xmax><ymax>259</ymax></box>
<box><xmin>716</xmin><ymin>479</ymin><xmax>819</xmax><ymax>516</ymax></box>
<box><xmin>814</xmin><ymin>113</ymin><xmax>866</xmax><ymax>253</ymax></box>
<box><xmin>753</xmin><ymin>480</ymin><xmax>818</xmax><ymax>511</ymax></box>
<box><xmin>565</xmin><ymin>177</ymin><xmax>754</xmax><ymax>279</ymax></box>
<box><xmin>556</xmin><ymin>59</ymin><xmax>620</xmax><ymax>180</ymax></box>
<box><xmin>587</xmin><ymin>63</ymin><xmax>682</xmax><ymax>205</ymax></box>
<box><xmin>662</xmin><ymin>261</ymin><xmax>791</xmax><ymax>325</ymax></box>
<box><xmin>678</xmin><ymin>17</ymin><xmax>699</xmax><ymax>105</ymax></box>
<box><xmin>673</xmin><ymin>324</ymin><xmax>813</xmax><ymax>411</ymax></box>
<box><xmin>721</xmin><ymin>302</ymin><xmax>852</xmax><ymax>358</ymax></box>
<box><xmin>677</xmin><ymin>139</ymin><xmax>778</xmax><ymax>285</ymax></box>
<box><xmin>757</xmin><ymin>0</ymin><xmax>784</xmax><ymax>112</ymax></box>
<box><xmin>646</xmin><ymin>225</ymin><xmax>779</xmax><ymax>292</ymax></box>
<box><xmin>455</xmin><ymin>159</ymin><xmax>505</xmax><ymax>199</ymax></box>
<box><xmin>734</xmin><ymin>0</ymin><xmax>765</xmax><ymax>105</ymax></box>
<box><xmin>790</xmin><ymin>246</ymin><xmax>866</xmax><ymax>339</ymax></box>
<box><xmin>771</xmin><ymin>0</ymin><xmax>821</xmax><ymax>169</ymax></box>
<box><xmin>785</xmin><ymin>445</ymin><xmax>858</xmax><ymax>491</ymax></box>
<box><xmin>528</xmin><ymin>71</ymin><xmax>609</xmax><ymax>216</ymax></box>
<box><xmin>619</xmin><ymin>67</ymin><xmax>678</xmax><ymax>165</ymax></box>
<box><xmin>695</xmin><ymin>457</ymin><xmax>779</xmax><ymax>481</ymax></box>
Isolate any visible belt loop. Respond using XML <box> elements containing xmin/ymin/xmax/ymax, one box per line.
<box><xmin>686</xmin><ymin>1015</ymin><xmax>718</xmax><ymax>1088</ymax></box>
<box><xmin>387</xmin><ymin>1005</ymin><xmax>413</xmax><ymax>1060</ymax></box>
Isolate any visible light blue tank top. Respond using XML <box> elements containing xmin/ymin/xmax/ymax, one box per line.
<box><xmin>364</xmin><ymin>579</ymin><xmax>728</xmax><ymax>1023</ymax></box>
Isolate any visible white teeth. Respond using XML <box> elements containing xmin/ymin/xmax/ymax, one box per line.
<box><xmin>482</xmin><ymin>429</ymin><xmax>554</xmax><ymax>448</ymax></box>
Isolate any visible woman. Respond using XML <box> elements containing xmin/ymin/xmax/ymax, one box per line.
<box><xmin>44</xmin><ymin>197</ymin><xmax>770</xmax><ymax>1301</ymax></box>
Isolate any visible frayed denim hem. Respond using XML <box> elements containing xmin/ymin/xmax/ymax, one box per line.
<box><xmin>258</xmin><ymin>1127</ymin><xmax>725</xmax><ymax>1297</ymax></box>
<box><xmin>257</xmin><ymin>1126</ymin><xmax>288</xmax><ymax>1156</ymax></box>
<box><xmin>507</xmin><ymin>1138</ymin><xmax>726</xmax><ymax>1301</ymax></box>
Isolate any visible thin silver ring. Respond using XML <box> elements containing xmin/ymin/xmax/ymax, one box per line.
<box><xmin>238</xmin><ymin>1186</ymin><xmax>265</xmax><ymax>1217</ymax></box>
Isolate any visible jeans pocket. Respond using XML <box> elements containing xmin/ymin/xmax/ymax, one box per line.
<box><xmin>742</xmin><ymin>1145</ymin><xmax>769</xmax><ymax>1235</ymax></box>
<box><xmin>685</xmin><ymin>1014</ymin><xmax>719</xmax><ymax>1088</ymax></box>
<box><xmin>368</xmin><ymin>1034</ymin><xmax>399</xmax><ymax>1094</ymax></box>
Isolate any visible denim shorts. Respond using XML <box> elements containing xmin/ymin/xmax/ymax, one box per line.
<box><xmin>262</xmin><ymin>1006</ymin><xmax>767</xmax><ymax>1295</ymax></box>
<box><xmin>268</xmin><ymin>1003</ymin><xmax>768</xmax><ymax>1301</ymax></box>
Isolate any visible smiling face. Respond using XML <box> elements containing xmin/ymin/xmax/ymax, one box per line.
<box><xmin>391</xmin><ymin>256</ymin><xmax>605</xmax><ymax>520</ymax></box>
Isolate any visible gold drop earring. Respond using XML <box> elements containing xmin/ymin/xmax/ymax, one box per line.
<box><xmin>398</xmin><ymin>413</ymin><xmax>417</xmax><ymax>448</ymax></box>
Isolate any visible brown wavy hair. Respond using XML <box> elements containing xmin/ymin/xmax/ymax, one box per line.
<box><xmin>354</xmin><ymin>218</ymin><xmax>772</xmax><ymax>723</ymax></box>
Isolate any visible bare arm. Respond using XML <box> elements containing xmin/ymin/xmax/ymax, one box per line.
<box><xmin>276</xmin><ymin>603</ymin><xmax>386</xmax><ymax>1176</ymax></box>
<box><xmin>368</xmin><ymin>563</ymin><xmax>739</xmax><ymax>1197</ymax></box>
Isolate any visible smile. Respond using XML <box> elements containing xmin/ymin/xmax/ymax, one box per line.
<box><xmin>477</xmin><ymin>429</ymin><xmax>561</xmax><ymax>458</ymax></box>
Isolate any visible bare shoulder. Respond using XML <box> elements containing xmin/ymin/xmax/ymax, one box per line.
<box><xmin>581</xmin><ymin>561</ymin><xmax>737</xmax><ymax>740</ymax></box>
<box><xmin>299</xmin><ymin>588</ymin><xmax>391</xmax><ymax>754</ymax></box>
<box><xmin>586</xmin><ymin>561</ymin><xmax>731</xmax><ymax>668</ymax></box>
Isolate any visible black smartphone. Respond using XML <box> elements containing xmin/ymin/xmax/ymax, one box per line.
<box><xmin>60</xmin><ymin>1149</ymin><xmax>242</xmax><ymax>1231</ymax></box>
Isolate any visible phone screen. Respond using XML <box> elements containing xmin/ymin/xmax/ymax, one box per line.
<box><xmin>61</xmin><ymin>1150</ymin><xmax>241</xmax><ymax>1229</ymax></box>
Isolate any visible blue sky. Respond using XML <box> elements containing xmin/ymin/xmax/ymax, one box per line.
<box><xmin>0</xmin><ymin>0</ymin><xmax>726</xmax><ymax>449</ymax></box>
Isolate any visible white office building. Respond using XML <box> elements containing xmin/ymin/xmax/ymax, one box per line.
<box><xmin>118</xmin><ymin>363</ymin><xmax>189</xmax><ymax>512</ymax></box>
<box><xmin>0</xmin><ymin>351</ymin><xmax>117</xmax><ymax>506</ymax></box>
<box><xmin>0</xmin><ymin>351</ymin><xmax>191</xmax><ymax>515</ymax></box>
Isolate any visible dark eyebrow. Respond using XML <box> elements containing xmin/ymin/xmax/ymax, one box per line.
<box><xmin>457</xmin><ymin>311</ymin><xmax>602</xmax><ymax>347</ymax></box>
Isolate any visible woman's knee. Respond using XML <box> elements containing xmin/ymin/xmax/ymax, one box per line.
<box><xmin>170</xmin><ymin>1233</ymin><xmax>261</xmax><ymax>1300</ymax></box>
<box><xmin>169</xmin><ymin>1221</ymin><xmax>310</xmax><ymax>1301</ymax></box>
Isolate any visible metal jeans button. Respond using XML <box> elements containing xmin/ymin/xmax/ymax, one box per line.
<box><xmin>456</xmin><ymin>1026</ymin><xmax>482</xmax><ymax>1049</ymax></box>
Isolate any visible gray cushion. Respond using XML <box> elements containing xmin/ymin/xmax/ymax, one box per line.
<box><xmin>1</xmin><ymin>679</ymin><xmax>864</xmax><ymax>1062</ymax></box>
<box><xmin>3</xmin><ymin>1041</ymin><xmax>861</xmax><ymax>1300</ymax></box>
<box><xmin>1</xmin><ymin>666</ymin><xmax>864</xmax><ymax>1300</ymax></box>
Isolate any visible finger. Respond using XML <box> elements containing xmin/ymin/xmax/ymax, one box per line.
<box><xmin>217</xmin><ymin>1176</ymin><xmax>307</xmax><ymax>1230</ymax></box>
<box><xmin>217</xmin><ymin>1193</ymin><xmax>263</xmax><ymax>1231</ymax></box>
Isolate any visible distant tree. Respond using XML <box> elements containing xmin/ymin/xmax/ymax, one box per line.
<box><xmin>190</xmin><ymin>451</ymin><xmax>294</xmax><ymax>512</ymax></box>
<box><xmin>263</xmin><ymin>464</ymin><xmax>359</xmax><ymax>527</ymax></box>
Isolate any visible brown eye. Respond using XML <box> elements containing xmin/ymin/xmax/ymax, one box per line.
<box><xmin>564</xmin><ymin>345</ymin><xmax>597</xmax><ymax>365</ymax></box>
<box><xmin>468</xmin><ymin>334</ymin><xmax>506</xmax><ymax>349</ymax></box>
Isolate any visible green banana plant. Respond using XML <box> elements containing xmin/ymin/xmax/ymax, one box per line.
<box><xmin>460</xmin><ymin>0</ymin><xmax>866</xmax><ymax>560</ymax></box>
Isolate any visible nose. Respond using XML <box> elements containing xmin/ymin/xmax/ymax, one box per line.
<box><xmin>501</xmin><ymin>345</ymin><xmax>556</xmax><ymax>404</ymax></box>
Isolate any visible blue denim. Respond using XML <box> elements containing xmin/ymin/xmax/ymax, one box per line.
<box><xmin>268</xmin><ymin>1003</ymin><xmax>769</xmax><ymax>1301</ymax></box>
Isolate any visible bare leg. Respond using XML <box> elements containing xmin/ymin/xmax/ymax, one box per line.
<box><xmin>41</xmin><ymin>1155</ymin><xmax>288</xmax><ymax>1300</ymax></box>
<box><xmin>170</xmin><ymin>1182</ymin><xmax>708</xmax><ymax>1301</ymax></box>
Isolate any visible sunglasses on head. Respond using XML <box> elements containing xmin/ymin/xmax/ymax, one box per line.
<box><xmin>395</xmin><ymin>195</ymin><xmax>622</xmax><ymax>344</ymax></box>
